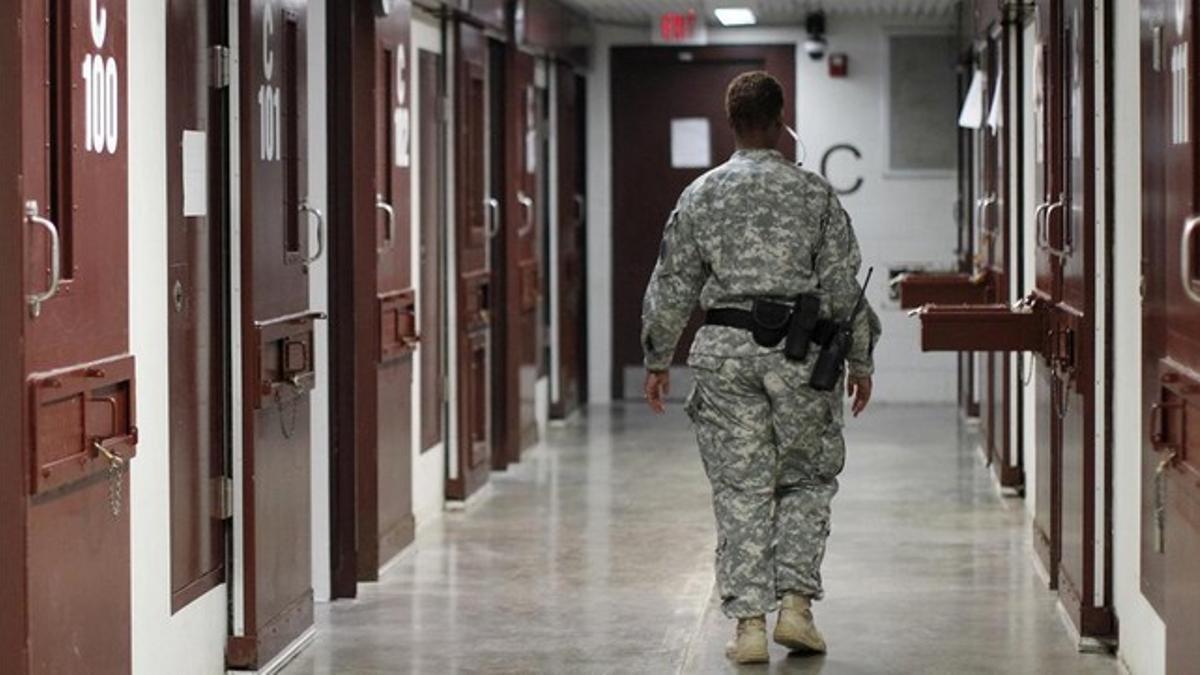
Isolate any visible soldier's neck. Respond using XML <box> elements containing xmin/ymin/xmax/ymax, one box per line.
<box><xmin>735</xmin><ymin>132</ymin><xmax>781</xmax><ymax>152</ymax></box>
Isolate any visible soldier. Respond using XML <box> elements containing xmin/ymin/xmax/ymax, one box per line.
<box><xmin>640</xmin><ymin>71</ymin><xmax>881</xmax><ymax>664</ymax></box>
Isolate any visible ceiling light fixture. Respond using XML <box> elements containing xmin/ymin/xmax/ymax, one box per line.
<box><xmin>714</xmin><ymin>7</ymin><xmax>757</xmax><ymax>26</ymax></box>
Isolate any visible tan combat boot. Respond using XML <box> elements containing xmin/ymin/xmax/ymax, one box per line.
<box><xmin>773</xmin><ymin>594</ymin><xmax>827</xmax><ymax>654</ymax></box>
<box><xmin>725</xmin><ymin>615</ymin><xmax>769</xmax><ymax>664</ymax></box>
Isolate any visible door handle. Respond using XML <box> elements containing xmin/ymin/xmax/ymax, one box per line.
<box><xmin>300</xmin><ymin>201</ymin><xmax>325</xmax><ymax>265</ymax></box>
<box><xmin>485</xmin><ymin>197</ymin><xmax>501</xmax><ymax>239</ymax></box>
<box><xmin>1181</xmin><ymin>215</ymin><xmax>1200</xmax><ymax>303</ymax></box>
<box><xmin>574</xmin><ymin>194</ymin><xmax>586</xmax><ymax>229</ymax></box>
<box><xmin>25</xmin><ymin>200</ymin><xmax>62</xmax><ymax>319</ymax></box>
<box><xmin>376</xmin><ymin>194</ymin><xmax>396</xmax><ymax>253</ymax></box>
<box><xmin>1150</xmin><ymin>400</ymin><xmax>1183</xmax><ymax>446</ymax></box>
<box><xmin>517</xmin><ymin>190</ymin><xmax>534</xmax><ymax>237</ymax></box>
<box><xmin>1041</xmin><ymin>197</ymin><xmax>1068</xmax><ymax>258</ymax></box>
<box><xmin>1033</xmin><ymin>201</ymin><xmax>1050</xmax><ymax>249</ymax></box>
<box><xmin>975</xmin><ymin>194</ymin><xmax>996</xmax><ymax>237</ymax></box>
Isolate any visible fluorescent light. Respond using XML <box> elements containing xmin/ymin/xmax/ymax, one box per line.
<box><xmin>714</xmin><ymin>7</ymin><xmax>757</xmax><ymax>26</ymax></box>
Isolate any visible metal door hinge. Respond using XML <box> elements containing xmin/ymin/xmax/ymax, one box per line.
<box><xmin>214</xmin><ymin>476</ymin><xmax>234</xmax><ymax>520</ymax></box>
<box><xmin>210</xmin><ymin>45</ymin><xmax>231</xmax><ymax>89</ymax></box>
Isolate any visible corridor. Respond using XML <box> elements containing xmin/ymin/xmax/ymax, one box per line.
<box><xmin>285</xmin><ymin>404</ymin><xmax>1119</xmax><ymax>675</ymax></box>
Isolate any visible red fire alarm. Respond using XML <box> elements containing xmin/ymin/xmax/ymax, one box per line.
<box><xmin>829</xmin><ymin>53</ymin><xmax>849</xmax><ymax>78</ymax></box>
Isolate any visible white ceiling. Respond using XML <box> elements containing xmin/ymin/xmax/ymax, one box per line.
<box><xmin>560</xmin><ymin>0</ymin><xmax>962</xmax><ymax>24</ymax></box>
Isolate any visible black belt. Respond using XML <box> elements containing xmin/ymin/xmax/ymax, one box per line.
<box><xmin>705</xmin><ymin>307</ymin><xmax>838</xmax><ymax>347</ymax></box>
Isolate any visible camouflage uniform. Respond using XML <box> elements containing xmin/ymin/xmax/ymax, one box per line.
<box><xmin>640</xmin><ymin>148</ymin><xmax>881</xmax><ymax>618</ymax></box>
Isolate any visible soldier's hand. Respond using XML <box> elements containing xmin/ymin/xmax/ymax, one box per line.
<box><xmin>644</xmin><ymin>370</ymin><xmax>671</xmax><ymax>415</ymax></box>
<box><xmin>848</xmin><ymin>374</ymin><xmax>872</xmax><ymax>417</ymax></box>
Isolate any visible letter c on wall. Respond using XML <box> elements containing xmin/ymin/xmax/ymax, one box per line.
<box><xmin>820</xmin><ymin>144</ymin><xmax>864</xmax><ymax>196</ymax></box>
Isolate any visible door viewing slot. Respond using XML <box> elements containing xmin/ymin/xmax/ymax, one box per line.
<box><xmin>49</xmin><ymin>0</ymin><xmax>75</xmax><ymax>281</ymax></box>
<box><xmin>283</xmin><ymin>13</ymin><xmax>301</xmax><ymax>260</ymax></box>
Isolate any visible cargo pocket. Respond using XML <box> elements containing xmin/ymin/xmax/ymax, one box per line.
<box><xmin>685</xmin><ymin>354</ymin><xmax>726</xmax><ymax>480</ymax></box>
<box><xmin>684</xmin><ymin>354</ymin><xmax>725</xmax><ymax>423</ymax></box>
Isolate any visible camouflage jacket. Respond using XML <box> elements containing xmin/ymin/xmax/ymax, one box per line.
<box><xmin>640</xmin><ymin>148</ymin><xmax>881</xmax><ymax>376</ymax></box>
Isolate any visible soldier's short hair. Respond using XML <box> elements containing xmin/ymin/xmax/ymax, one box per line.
<box><xmin>725</xmin><ymin>71</ymin><xmax>785</xmax><ymax>135</ymax></box>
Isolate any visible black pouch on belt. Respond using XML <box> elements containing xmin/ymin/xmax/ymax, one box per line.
<box><xmin>783</xmin><ymin>295</ymin><xmax>820</xmax><ymax>362</ymax></box>
<box><xmin>749</xmin><ymin>300</ymin><xmax>791</xmax><ymax>347</ymax></box>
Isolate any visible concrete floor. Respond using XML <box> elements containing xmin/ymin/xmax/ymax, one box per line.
<box><xmin>283</xmin><ymin>404</ymin><xmax>1122</xmax><ymax>675</ymax></box>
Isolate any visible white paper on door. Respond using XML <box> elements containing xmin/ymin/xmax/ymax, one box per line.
<box><xmin>182</xmin><ymin>130</ymin><xmax>208</xmax><ymax>217</ymax></box>
<box><xmin>958</xmin><ymin>70</ymin><xmax>985</xmax><ymax>129</ymax></box>
<box><xmin>670</xmin><ymin>118</ymin><xmax>712</xmax><ymax>169</ymax></box>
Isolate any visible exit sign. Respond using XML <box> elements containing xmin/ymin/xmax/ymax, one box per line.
<box><xmin>652</xmin><ymin>10</ymin><xmax>708</xmax><ymax>45</ymax></box>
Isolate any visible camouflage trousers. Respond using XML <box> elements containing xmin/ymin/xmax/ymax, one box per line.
<box><xmin>685</xmin><ymin>352</ymin><xmax>846</xmax><ymax>618</ymax></box>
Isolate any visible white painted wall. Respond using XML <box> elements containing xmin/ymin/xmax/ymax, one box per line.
<box><xmin>411</xmin><ymin>13</ymin><xmax>447</xmax><ymax>526</ymax></box>
<box><xmin>307</xmin><ymin>0</ymin><xmax>332</xmax><ymax>604</ymax></box>
<box><xmin>127</xmin><ymin>1</ymin><xmax>227</xmax><ymax>672</ymax></box>
<box><xmin>1110</xmin><ymin>0</ymin><xmax>1167</xmax><ymax>671</ymax></box>
<box><xmin>584</xmin><ymin>17</ymin><xmax>959</xmax><ymax>404</ymax></box>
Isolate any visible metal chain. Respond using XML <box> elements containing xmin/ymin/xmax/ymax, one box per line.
<box><xmin>1054</xmin><ymin>372</ymin><xmax>1073</xmax><ymax>419</ymax></box>
<box><xmin>94</xmin><ymin>441</ymin><xmax>125</xmax><ymax>518</ymax></box>
<box><xmin>275</xmin><ymin>384</ymin><xmax>301</xmax><ymax>439</ymax></box>
<box><xmin>1020</xmin><ymin>351</ymin><xmax>1036</xmax><ymax>387</ymax></box>
<box><xmin>108</xmin><ymin>459</ymin><xmax>123</xmax><ymax>518</ymax></box>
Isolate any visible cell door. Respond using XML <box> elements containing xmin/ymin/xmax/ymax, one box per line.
<box><xmin>166</xmin><ymin>0</ymin><xmax>231</xmax><ymax>614</ymax></box>
<box><xmin>1055</xmin><ymin>0</ymin><xmax>1112</xmax><ymax>639</ymax></box>
<box><xmin>958</xmin><ymin>56</ymin><xmax>981</xmax><ymax>420</ymax></box>
<box><xmin>1145</xmin><ymin>0</ymin><xmax>1200</xmax><ymax>669</ymax></box>
<box><xmin>449</xmin><ymin>20</ymin><xmax>492</xmax><ymax>500</ymax></box>
<box><xmin>360</xmin><ymin>0</ymin><xmax>416</xmax><ymax>580</ymax></box>
<box><xmin>609</xmin><ymin>46</ymin><xmax>796</xmax><ymax>398</ymax></box>
<box><xmin>494</xmin><ymin>47</ymin><xmax>540</xmax><ymax>469</ymax></box>
<box><xmin>419</xmin><ymin>47</ymin><xmax>446</xmax><ymax>454</ymax></box>
<box><xmin>978</xmin><ymin>31</ymin><xmax>1019</xmax><ymax>488</ymax></box>
<box><xmin>552</xmin><ymin>63</ymin><xmax>586</xmax><ymax>420</ymax></box>
<box><xmin>228</xmin><ymin>0</ymin><xmax>319</xmax><ymax>668</ymax></box>
<box><xmin>1139</xmin><ymin>0</ymin><xmax>1170</xmax><ymax>616</ymax></box>
<box><xmin>1031</xmin><ymin>0</ymin><xmax>1065</xmax><ymax>590</ymax></box>
<box><xmin>15</xmin><ymin>1</ymin><xmax>136</xmax><ymax>672</ymax></box>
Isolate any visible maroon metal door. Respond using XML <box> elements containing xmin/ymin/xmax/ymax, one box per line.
<box><xmin>610</xmin><ymin>46</ymin><xmax>796</xmax><ymax>398</ymax></box>
<box><xmin>553</xmin><ymin>63</ymin><xmax>586</xmax><ymax>419</ymax></box>
<box><xmin>449</xmin><ymin>20</ymin><xmax>492</xmax><ymax>500</ymax></box>
<box><xmin>229</xmin><ymin>0</ymin><xmax>318</xmax><ymax>667</ymax></box>
<box><xmin>1139</xmin><ymin>0</ymin><xmax>1170</xmax><ymax>618</ymax></box>
<box><xmin>494</xmin><ymin>47</ymin><xmax>540</xmax><ymax>468</ymax></box>
<box><xmin>1031</xmin><ymin>0</ymin><xmax>1065</xmax><ymax>590</ymax></box>
<box><xmin>977</xmin><ymin>30</ymin><xmax>1019</xmax><ymax>488</ymax></box>
<box><xmin>0</xmin><ymin>0</ymin><xmax>24</xmax><ymax>661</ymax></box>
<box><xmin>15</xmin><ymin>1</ymin><xmax>137</xmax><ymax>672</ymax></box>
<box><xmin>1142</xmin><ymin>0</ymin><xmax>1200</xmax><ymax>669</ymax></box>
<box><xmin>957</xmin><ymin>56</ymin><xmax>981</xmax><ymax>421</ymax></box>
<box><xmin>1054</xmin><ymin>0</ymin><xmax>1112</xmax><ymax>638</ymax></box>
<box><xmin>419</xmin><ymin>48</ymin><xmax>446</xmax><ymax>453</ymax></box>
<box><xmin>358</xmin><ymin>0</ymin><xmax>416</xmax><ymax>580</ymax></box>
<box><xmin>166</xmin><ymin>0</ymin><xmax>230</xmax><ymax>614</ymax></box>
